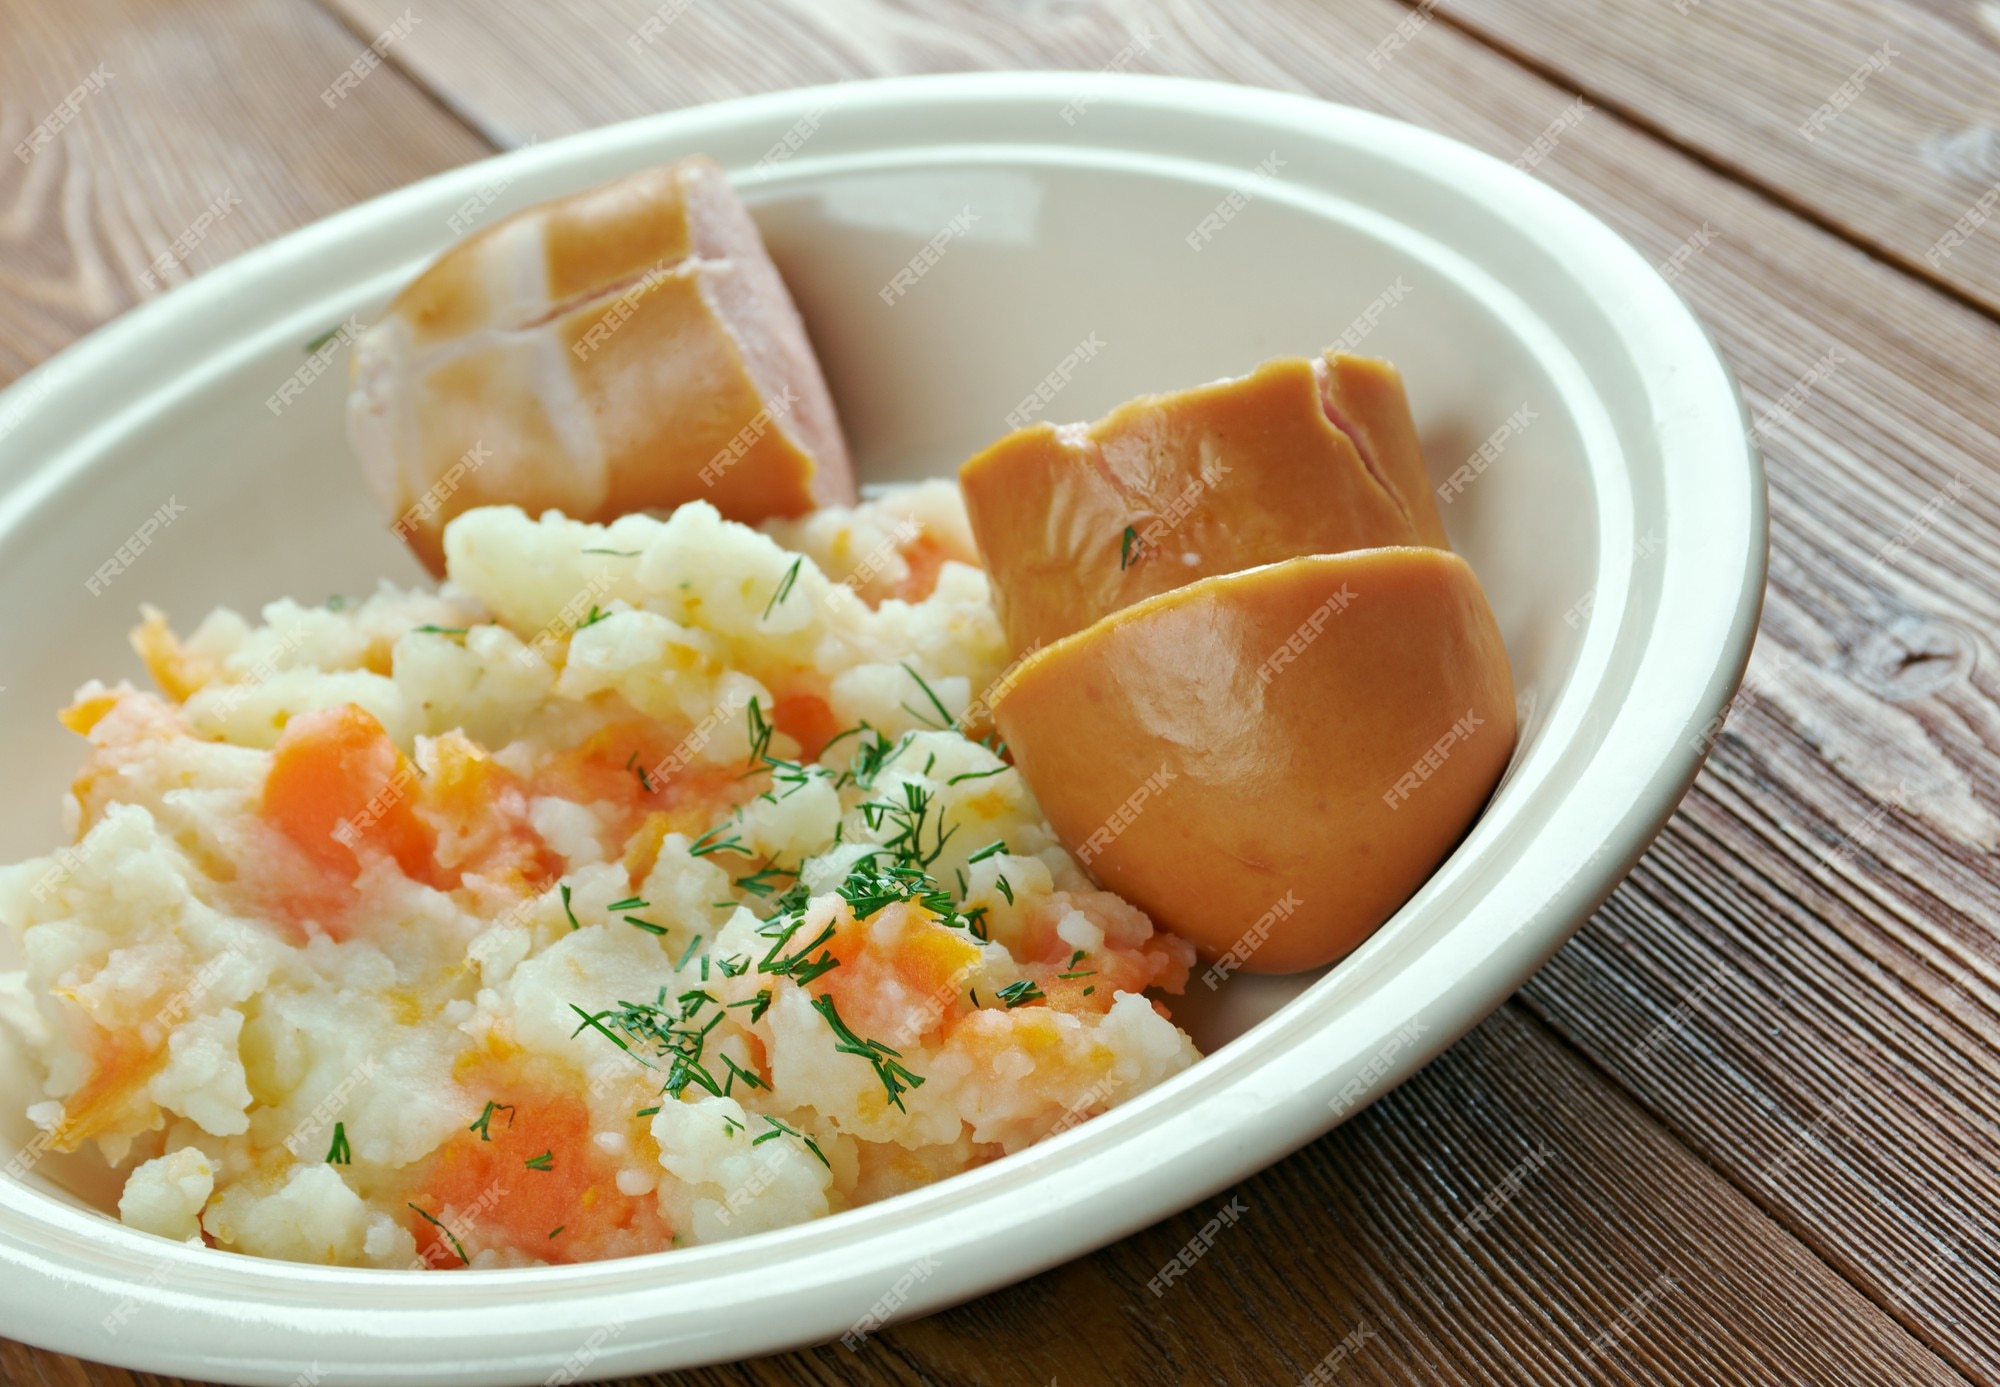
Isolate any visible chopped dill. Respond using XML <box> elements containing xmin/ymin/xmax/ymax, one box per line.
<box><xmin>1120</xmin><ymin>525</ymin><xmax>1140</xmax><ymax>569</ymax></box>
<box><xmin>722</xmin><ymin>1054</ymin><xmax>767</xmax><ymax>1095</ymax></box>
<box><xmin>525</xmin><ymin>1150</ymin><xmax>554</xmax><ymax>1172</ymax></box>
<box><xmin>762</xmin><ymin>556</ymin><xmax>804</xmax><ymax>619</ymax></box>
<box><xmin>625</xmin><ymin>915</ymin><xmax>667</xmax><ymax>935</ymax></box>
<box><xmin>581</xmin><ymin>547</ymin><xmax>641</xmax><ymax>557</ymax></box>
<box><xmin>576</xmin><ymin>605</ymin><xmax>611</xmax><ymax>630</ymax></box>
<box><xmin>995</xmin><ymin>874</ymin><xmax>1015</xmax><ymax>906</ymax></box>
<box><xmin>407</xmin><ymin>1203</ymin><xmax>469</xmax><ymax>1265</ymax></box>
<box><xmin>325</xmin><ymin>1122</ymin><xmax>351</xmax><ymax>1165</ymax></box>
<box><xmin>967</xmin><ymin>839</ymin><xmax>1009</xmax><ymax>864</ymax></box>
<box><xmin>899</xmin><ymin>662</ymin><xmax>955</xmax><ymax>729</ymax></box>
<box><xmin>688</xmin><ymin>823</ymin><xmax>748</xmax><ymax>859</ymax></box>
<box><xmin>753</xmin><ymin>1114</ymin><xmax>829</xmax><ymax>1168</ymax></box>
<box><xmin>810</xmin><ymin>993</ymin><xmax>925</xmax><ymax>1111</ymax></box>
<box><xmin>946</xmin><ymin>765</ymin><xmax>1009</xmax><ymax>785</ymax></box>
<box><xmin>468</xmin><ymin>1100</ymin><xmax>515</xmax><ymax>1141</ymax></box>
<box><xmin>415</xmin><ymin>624</ymin><xmax>469</xmax><ymax>636</ymax></box>
<box><xmin>560</xmin><ymin>883</ymin><xmax>581</xmax><ymax>931</ymax></box>
<box><xmin>608</xmin><ymin>896</ymin><xmax>648</xmax><ymax>912</ymax></box>
<box><xmin>996</xmin><ymin>979</ymin><xmax>1044</xmax><ymax>1008</ymax></box>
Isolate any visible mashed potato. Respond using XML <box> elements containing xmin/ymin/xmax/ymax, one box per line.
<box><xmin>0</xmin><ymin>484</ymin><xmax>1199</xmax><ymax>1267</ymax></box>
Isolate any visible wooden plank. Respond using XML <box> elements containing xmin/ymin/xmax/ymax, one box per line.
<box><xmin>302</xmin><ymin>0</ymin><xmax>2000</xmax><ymax>1378</ymax></box>
<box><xmin>0</xmin><ymin>0</ymin><xmax>490</xmax><ymax>380</ymax></box>
<box><xmin>7</xmin><ymin>1005</ymin><xmax>1966</xmax><ymax>1386</ymax></box>
<box><xmin>1428</xmin><ymin>0</ymin><xmax>2000</xmax><ymax>315</ymax></box>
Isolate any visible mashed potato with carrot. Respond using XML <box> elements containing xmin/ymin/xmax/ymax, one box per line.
<box><xmin>0</xmin><ymin>484</ymin><xmax>1198</xmax><ymax>1267</ymax></box>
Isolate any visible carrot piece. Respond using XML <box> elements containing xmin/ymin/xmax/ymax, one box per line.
<box><xmin>262</xmin><ymin>704</ymin><xmax>434</xmax><ymax>882</ymax></box>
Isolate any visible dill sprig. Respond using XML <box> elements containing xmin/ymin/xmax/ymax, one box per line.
<box><xmin>995</xmin><ymin>979</ymin><xmax>1044</xmax><ymax>1009</ymax></box>
<box><xmin>753</xmin><ymin>1114</ymin><xmax>829</xmax><ymax>1168</ymax></box>
<box><xmin>810</xmin><ymin>993</ymin><xmax>926</xmax><ymax>1111</ymax></box>
<box><xmin>688</xmin><ymin>822</ymin><xmax>749</xmax><ymax>859</ymax></box>
<box><xmin>569</xmin><ymin>991</ymin><xmax>726</xmax><ymax>1100</ymax></box>
<box><xmin>762</xmin><ymin>557</ymin><xmax>804</xmax><ymax>619</ymax></box>
<box><xmin>468</xmin><ymin>1101</ymin><xmax>515</xmax><ymax>1141</ymax></box>
<box><xmin>899</xmin><ymin>663</ymin><xmax>955</xmax><ymax>729</ymax></box>
<box><xmin>408</xmin><ymin>1203</ymin><xmax>469</xmax><ymax>1265</ymax></box>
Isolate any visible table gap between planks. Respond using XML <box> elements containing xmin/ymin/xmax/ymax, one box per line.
<box><xmin>1</xmin><ymin>0</ymin><xmax>1995</xmax><ymax>1383</ymax></box>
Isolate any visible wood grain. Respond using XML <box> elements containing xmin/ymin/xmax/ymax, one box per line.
<box><xmin>1429</xmin><ymin>0</ymin><xmax>2000</xmax><ymax>314</ymax></box>
<box><xmin>0</xmin><ymin>0</ymin><xmax>489</xmax><ymax>380</ymax></box>
<box><xmin>302</xmin><ymin>0</ymin><xmax>2000</xmax><ymax>1377</ymax></box>
<box><xmin>3</xmin><ymin>1005</ymin><xmax>1969</xmax><ymax>1386</ymax></box>
<box><xmin>3</xmin><ymin>0</ymin><xmax>1999</xmax><ymax>1383</ymax></box>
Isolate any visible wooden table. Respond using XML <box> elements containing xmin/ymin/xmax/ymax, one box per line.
<box><xmin>3</xmin><ymin>1</ymin><xmax>1996</xmax><ymax>1383</ymax></box>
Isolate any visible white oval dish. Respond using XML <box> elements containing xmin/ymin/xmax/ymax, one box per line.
<box><xmin>0</xmin><ymin>73</ymin><xmax>1762</xmax><ymax>1384</ymax></box>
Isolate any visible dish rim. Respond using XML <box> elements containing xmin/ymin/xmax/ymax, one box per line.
<box><xmin>0</xmin><ymin>70</ymin><xmax>1765</xmax><ymax>1384</ymax></box>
